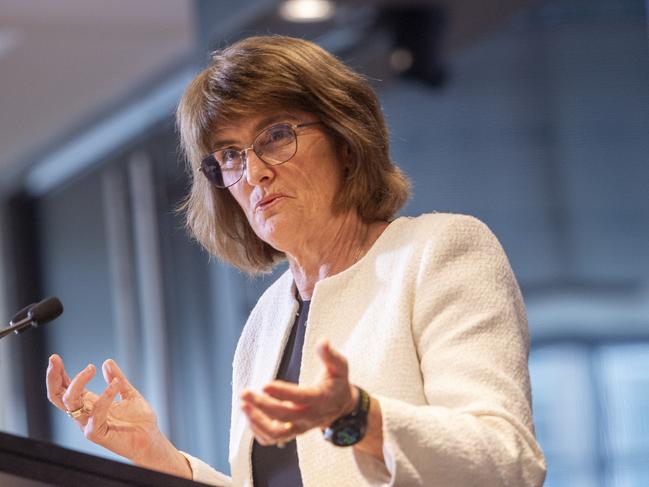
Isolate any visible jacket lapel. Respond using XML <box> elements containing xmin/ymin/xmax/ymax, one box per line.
<box><xmin>230</xmin><ymin>270</ymin><xmax>298</xmax><ymax>485</ymax></box>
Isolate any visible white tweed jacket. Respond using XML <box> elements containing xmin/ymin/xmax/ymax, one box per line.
<box><xmin>182</xmin><ymin>213</ymin><xmax>547</xmax><ymax>486</ymax></box>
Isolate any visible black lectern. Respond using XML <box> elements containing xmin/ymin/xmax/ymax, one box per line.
<box><xmin>0</xmin><ymin>431</ymin><xmax>214</xmax><ymax>486</ymax></box>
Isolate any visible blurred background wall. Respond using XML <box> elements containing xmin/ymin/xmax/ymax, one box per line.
<box><xmin>0</xmin><ymin>0</ymin><xmax>647</xmax><ymax>485</ymax></box>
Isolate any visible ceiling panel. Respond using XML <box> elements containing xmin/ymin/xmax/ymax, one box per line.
<box><xmin>0</xmin><ymin>0</ymin><xmax>194</xmax><ymax>182</ymax></box>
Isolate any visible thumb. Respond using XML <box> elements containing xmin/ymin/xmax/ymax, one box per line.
<box><xmin>102</xmin><ymin>359</ymin><xmax>138</xmax><ymax>399</ymax></box>
<box><xmin>317</xmin><ymin>340</ymin><xmax>348</xmax><ymax>379</ymax></box>
<box><xmin>86</xmin><ymin>378</ymin><xmax>120</xmax><ymax>441</ymax></box>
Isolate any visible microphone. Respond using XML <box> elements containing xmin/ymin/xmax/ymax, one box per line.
<box><xmin>0</xmin><ymin>297</ymin><xmax>64</xmax><ymax>340</ymax></box>
<box><xmin>28</xmin><ymin>297</ymin><xmax>64</xmax><ymax>324</ymax></box>
<box><xmin>10</xmin><ymin>302</ymin><xmax>36</xmax><ymax>334</ymax></box>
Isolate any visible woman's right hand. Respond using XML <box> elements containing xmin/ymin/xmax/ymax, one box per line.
<box><xmin>45</xmin><ymin>354</ymin><xmax>190</xmax><ymax>478</ymax></box>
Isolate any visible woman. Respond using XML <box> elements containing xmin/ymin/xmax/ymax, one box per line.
<box><xmin>46</xmin><ymin>36</ymin><xmax>546</xmax><ymax>486</ymax></box>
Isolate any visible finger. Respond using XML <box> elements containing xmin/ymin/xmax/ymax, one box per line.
<box><xmin>251</xmin><ymin>419</ymin><xmax>295</xmax><ymax>447</ymax></box>
<box><xmin>241</xmin><ymin>390</ymin><xmax>306</xmax><ymax>422</ymax></box>
<box><xmin>271</xmin><ymin>418</ymin><xmax>298</xmax><ymax>445</ymax></box>
<box><xmin>262</xmin><ymin>381</ymin><xmax>320</xmax><ymax>404</ymax></box>
<box><xmin>316</xmin><ymin>340</ymin><xmax>348</xmax><ymax>378</ymax></box>
<box><xmin>46</xmin><ymin>355</ymin><xmax>70</xmax><ymax>410</ymax></box>
<box><xmin>61</xmin><ymin>364</ymin><xmax>96</xmax><ymax>412</ymax></box>
<box><xmin>248</xmin><ymin>420</ymin><xmax>277</xmax><ymax>446</ymax></box>
<box><xmin>241</xmin><ymin>399</ymin><xmax>298</xmax><ymax>444</ymax></box>
<box><xmin>50</xmin><ymin>354</ymin><xmax>72</xmax><ymax>387</ymax></box>
<box><xmin>241</xmin><ymin>402</ymin><xmax>277</xmax><ymax>446</ymax></box>
<box><xmin>85</xmin><ymin>379</ymin><xmax>120</xmax><ymax>442</ymax></box>
<box><xmin>249</xmin><ymin>423</ymin><xmax>277</xmax><ymax>446</ymax></box>
<box><xmin>60</xmin><ymin>358</ymin><xmax>73</xmax><ymax>386</ymax></box>
<box><xmin>102</xmin><ymin>359</ymin><xmax>138</xmax><ymax>399</ymax></box>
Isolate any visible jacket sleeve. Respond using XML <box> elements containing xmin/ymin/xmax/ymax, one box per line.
<box><xmin>179</xmin><ymin>451</ymin><xmax>232</xmax><ymax>486</ymax></box>
<box><xmin>353</xmin><ymin>215</ymin><xmax>547</xmax><ymax>486</ymax></box>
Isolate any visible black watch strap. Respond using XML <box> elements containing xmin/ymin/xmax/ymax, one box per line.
<box><xmin>323</xmin><ymin>386</ymin><xmax>370</xmax><ymax>447</ymax></box>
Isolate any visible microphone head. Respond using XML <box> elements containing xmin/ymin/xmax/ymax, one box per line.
<box><xmin>28</xmin><ymin>297</ymin><xmax>64</xmax><ymax>325</ymax></box>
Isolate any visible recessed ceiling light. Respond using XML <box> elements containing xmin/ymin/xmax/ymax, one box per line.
<box><xmin>279</xmin><ymin>0</ymin><xmax>335</xmax><ymax>23</ymax></box>
<box><xmin>390</xmin><ymin>48</ymin><xmax>413</xmax><ymax>73</ymax></box>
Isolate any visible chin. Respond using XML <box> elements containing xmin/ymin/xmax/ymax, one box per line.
<box><xmin>253</xmin><ymin>214</ymin><xmax>293</xmax><ymax>251</ymax></box>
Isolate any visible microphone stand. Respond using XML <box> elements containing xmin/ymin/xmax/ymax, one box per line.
<box><xmin>0</xmin><ymin>316</ymin><xmax>36</xmax><ymax>339</ymax></box>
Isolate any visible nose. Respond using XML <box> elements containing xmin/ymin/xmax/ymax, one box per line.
<box><xmin>244</xmin><ymin>149</ymin><xmax>274</xmax><ymax>186</ymax></box>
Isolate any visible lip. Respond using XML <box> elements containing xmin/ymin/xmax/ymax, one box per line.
<box><xmin>255</xmin><ymin>193</ymin><xmax>287</xmax><ymax>212</ymax></box>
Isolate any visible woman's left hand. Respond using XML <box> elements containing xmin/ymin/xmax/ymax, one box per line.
<box><xmin>240</xmin><ymin>339</ymin><xmax>357</xmax><ymax>446</ymax></box>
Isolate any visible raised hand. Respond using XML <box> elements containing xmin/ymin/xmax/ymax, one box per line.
<box><xmin>45</xmin><ymin>355</ymin><xmax>190</xmax><ymax>478</ymax></box>
<box><xmin>239</xmin><ymin>340</ymin><xmax>357</xmax><ymax>446</ymax></box>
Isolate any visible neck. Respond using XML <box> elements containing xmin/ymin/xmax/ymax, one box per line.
<box><xmin>285</xmin><ymin>212</ymin><xmax>388</xmax><ymax>300</ymax></box>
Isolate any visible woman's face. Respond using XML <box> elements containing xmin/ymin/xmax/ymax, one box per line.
<box><xmin>217</xmin><ymin>111</ymin><xmax>344</xmax><ymax>251</ymax></box>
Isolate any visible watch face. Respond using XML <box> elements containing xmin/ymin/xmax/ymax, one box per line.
<box><xmin>325</xmin><ymin>416</ymin><xmax>365</xmax><ymax>446</ymax></box>
<box><xmin>324</xmin><ymin>387</ymin><xmax>370</xmax><ymax>447</ymax></box>
<box><xmin>334</xmin><ymin>425</ymin><xmax>362</xmax><ymax>446</ymax></box>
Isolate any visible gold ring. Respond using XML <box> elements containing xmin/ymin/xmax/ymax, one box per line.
<box><xmin>66</xmin><ymin>405</ymin><xmax>87</xmax><ymax>419</ymax></box>
<box><xmin>277</xmin><ymin>422</ymin><xmax>294</xmax><ymax>448</ymax></box>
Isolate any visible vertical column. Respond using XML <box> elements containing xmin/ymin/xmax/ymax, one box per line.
<box><xmin>2</xmin><ymin>195</ymin><xmax>48</xmax><ymax>439</ymax></box>
<box><xmin>128</xmin><ymin>152</ymin><xmax>171</xmax><ymax>436</ymax></box>
<box><xmin>206</xmin><ymin>261</ymin><xmax>244</xmax><ymax>470</ymax></box>
<box><xmin>0</xmin><ymin>202</ymin><xmax>10</xmax><ymax>429</ymax></box>
<box><xmin>101</xmin><ymin>166</ymin><xmax>141</xmax><ymax>386</ymax></box>
<box><xmin>0</xmin><ymin>201</ymin><xmax>26</xmax><ymax>435</ymax></box>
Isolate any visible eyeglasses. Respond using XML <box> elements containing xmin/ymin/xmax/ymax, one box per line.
<box><xmin>199</xmin><ymin>121</ymin><xmax>323</xmax><ymax>188</ymax></box>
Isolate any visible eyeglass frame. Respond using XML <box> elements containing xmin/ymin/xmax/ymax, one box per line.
<box><xmin>199</xmin><ymin>120</ymin><xmax>323</xmax><ymax>188</ymax></box>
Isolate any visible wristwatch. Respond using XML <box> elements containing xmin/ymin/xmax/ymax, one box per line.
<box><xmin>323</xmin><ymin>386</ymin><xmax>370</xmax><ymax>447</ymax></box>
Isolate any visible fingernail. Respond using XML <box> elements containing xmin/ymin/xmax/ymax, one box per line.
<box><xmin>86</xmin><ymin>364</ymin><xmax>94</xmax><ymax>372</ymax></box>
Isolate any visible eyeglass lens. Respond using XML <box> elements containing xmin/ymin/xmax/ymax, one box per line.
<box><xmin>201</xmin><ymin>123</ymin><xmax>298</xmax><ymax>188</ymax></box>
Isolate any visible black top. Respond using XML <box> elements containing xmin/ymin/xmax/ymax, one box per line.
<box><xmin>252</xmin><ymin>298</ymin><xmax>310</xmax><ymax>487</ymax></box>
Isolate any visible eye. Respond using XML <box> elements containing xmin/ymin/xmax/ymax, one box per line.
<box><xmin>259</xmin><ymin>124</ymin><xmax>293</xmax><ymax>147</ymax></box>
<box><xmin>216</xmin><ymin>148</ymin><xmax>241</xmax><ymax>167</ymax></box>
<box><xmin>201</xmin><ymin>157</ymin><xmax>218</xmax><ymax>174</ymax></box>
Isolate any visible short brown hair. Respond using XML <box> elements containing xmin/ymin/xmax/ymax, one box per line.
<box><xmin>177</xmin><ymin>35</ymin><xmax>410</xmax><ymax>274</ymax></box>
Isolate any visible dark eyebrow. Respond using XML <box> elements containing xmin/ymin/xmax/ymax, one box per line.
<box><xmin>211</xmin><ymin>112</ymin><xmax>300</xmax><ymax>151</ymax></box>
